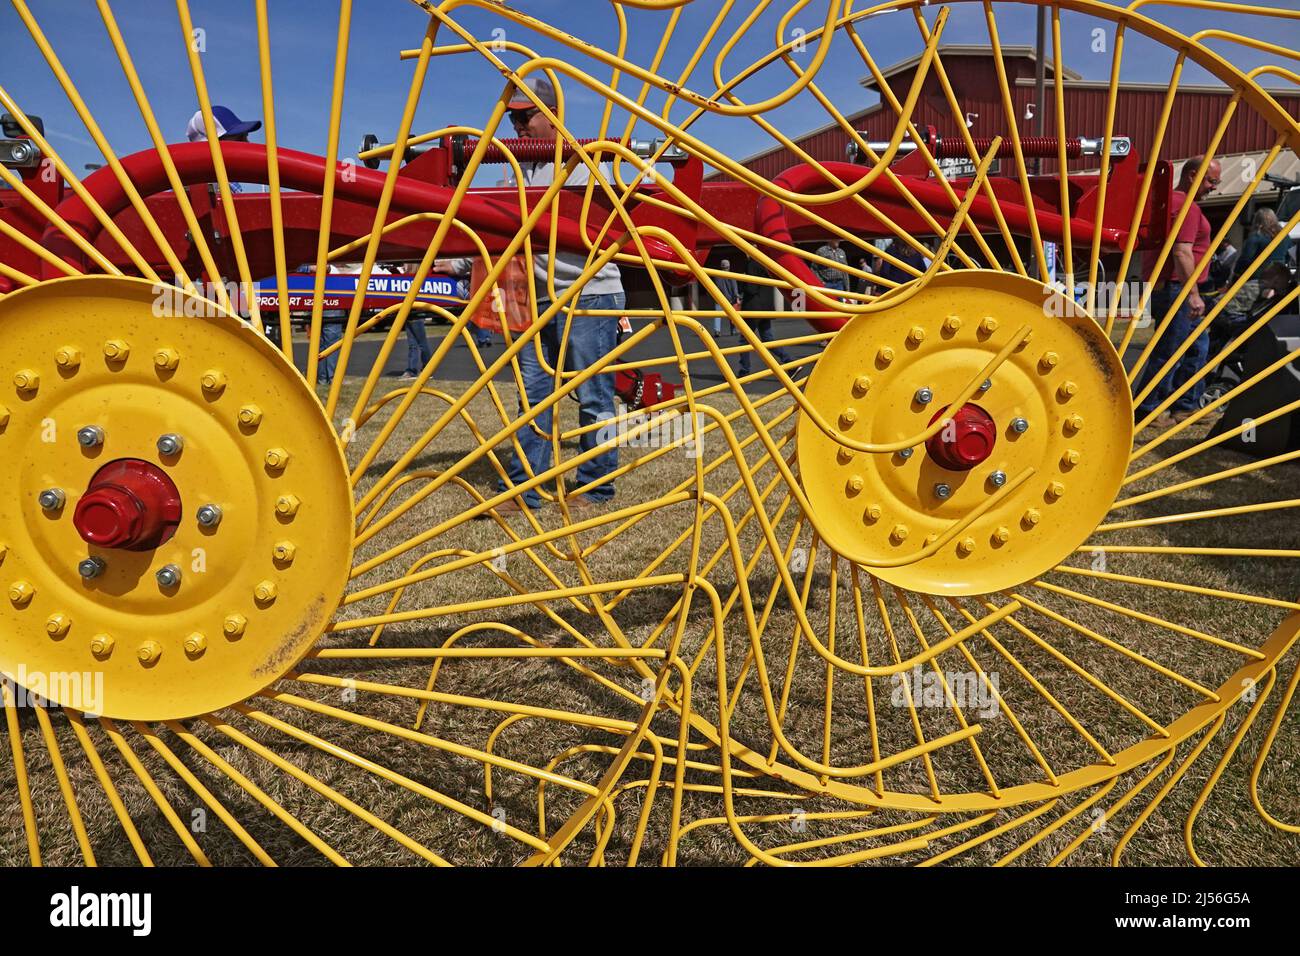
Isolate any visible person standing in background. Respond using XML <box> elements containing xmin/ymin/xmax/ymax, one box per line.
<box><xmin>495</xmin><ymin>76</ymin><xmax>626</xmax><ymax>513</ymax></box>
<box><xmin>1134</xmin><ymin>155</ymin><xmax>1221</xmax><ymax>424</ymax></box>
<box><xmin>434</xmin><ymin>256</ymin><xmax>494</xmax><ymax>350</ymax></box>
<box><xmin>813</xmin><ymin>238</ymin><xmax>849</xmax><ymax>297</ymax></box>
<box><xmin>736</xmin><ymin>256</ymin><xmax>789</xmax><ymax>377</ymax></box>
<box><xmin>185</xmin><ymin>106</ymin><xmax>261</xmax><ymax>194</ymax></box>
<box><xmin>713</xmin><ymin>258</ymin><xmax>741</xmax><ymax>338</ymax></box>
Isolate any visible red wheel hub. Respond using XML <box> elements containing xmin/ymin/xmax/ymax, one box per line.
<box><xmin>925</xmin><ymin>404</ymin><xmax>997</xmax><ymax>472</ymax></box>
<box><xmin>72</xmin><ymin>459</ymin><xmax>182</xmax><ymax>551</ymax></box>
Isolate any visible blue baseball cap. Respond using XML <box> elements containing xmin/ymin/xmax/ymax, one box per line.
<box><xmin>186</xmin><ymin>106</ymin><xmax>262</xmax><ymax>142</ymax></box>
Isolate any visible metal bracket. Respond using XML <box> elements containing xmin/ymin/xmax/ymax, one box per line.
<box><xmin>0</xmin><ymin>138</ymin><xmax>41</xmax><ymax>169</ymax></box>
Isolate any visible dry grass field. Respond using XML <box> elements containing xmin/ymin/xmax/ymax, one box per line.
<box><xmin>2</xmin><ymin>359</ymin><xmax>1298</xmax><ymax>867</ymax></box>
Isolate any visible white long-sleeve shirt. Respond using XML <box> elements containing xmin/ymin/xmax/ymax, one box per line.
<box><xmin>504</xmin><ymin>157</ymin><xmax>625</xmax><ymax>299</ymax></box>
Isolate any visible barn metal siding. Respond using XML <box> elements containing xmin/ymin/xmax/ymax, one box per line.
<box><xmin>717</xmin><ymin>52</ymin><xmax>1299</xmax><ymax>182</ymax></box>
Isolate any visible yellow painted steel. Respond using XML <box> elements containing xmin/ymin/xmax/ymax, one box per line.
<box><xmin>0</xmin><ymin>278</ymin><xmax>353</xmax><ymax>719</ymax></box>
<box><xmin>799</xmin><ymin>271</ymin><xmax>1131</xmax><ymax>595</ymax></box>
<box><xmin>1</xmin><ymin>0</ymin><xmax>1298</xmax><ymax>868</ymax></box>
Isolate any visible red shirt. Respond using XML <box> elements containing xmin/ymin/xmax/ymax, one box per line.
<box><xmin>1145</xmin><ymin>190</ymin><xmax>1211</xmax><ymax>285</ymax></box>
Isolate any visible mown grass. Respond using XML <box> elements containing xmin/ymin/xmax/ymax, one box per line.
<box><xmin>2</xmin><ymin>360</ymin><xmax>1297</xmax><ymax>867</ymax></box>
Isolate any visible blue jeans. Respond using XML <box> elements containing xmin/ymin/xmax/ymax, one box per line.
<box><xmin>406</xmin><ymin>317</ymin><xmax>432</xmax><ymax>374</ymax></box>
<box><xmin>318</xmin><ymin>321</ymin><xmax>344</xmax><ymax>384</ymax></box>
<box><xmin>1135</xmin><ymin>282</ymin><xmax>1210</xmax><ymax>416</ymax></box>
<box><xmin>738</xmin><ymin>318</ymin><xmax>791</xmax><ymax>375</ymax></box>
<box><xmin>501</xmin><ymin>292</ymin><xmax>623</xmax><ymax>507</ymax></box>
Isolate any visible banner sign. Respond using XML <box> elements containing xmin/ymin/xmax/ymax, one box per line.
<box><xmin>254</xmin><ymin>272</ymin><xmax>463</xmax><ymax>313</ymax></box>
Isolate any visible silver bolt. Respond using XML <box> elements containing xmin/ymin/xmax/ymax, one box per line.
<box><xmin>988</xmin><ymin>470</ymin><xmax>1008</xmax><ymax>488</ymax></box>
<box><xmin>979</xmin><ymin>379</ymin><xmax>992</xmax><ymax>392</ymax></box>
<box><xmin>1010</xmin><ymin>417</ymin><xmax>1029</xmax><ymax>434</ymax></box>
<box><xmin>38</xmin><ymin>488</ymin><xmax>66</xmax><ymax>511</ymax></box>
<box><xmin>196</xmin><ymin>504</ymin><xmax>223</xmax><ymax>528</ymax></box>
<box><xmin>77</xmin><ymin>425</ymin><xmax>105</xmax><ymax>448</ymax></box>
<box><xmin>157</xmin><ymin>433</ymin><xmax>184</xmax><ymax>456</ymax></box>
<box><xmin>78</xmin><ymin>557</ymin><xmax>105</xmax><ymax>580</ymax></box>
<box><xmin>914</xmin><ymin>387</ymin><xmax>933</xmax><ymax>405</ymax></box>
<box><xmin>156</xmin><ymin>564</ymin><xmax>182</xmax><ymax>588</ymax></box>
<box><xmin>898</xmin><ymin>447</ymin><xmax>914</xmax><ymax>460</ymax></box>
<box><xmin>934</xmin><ymin>483</ymin><xmax>952</xmax><ymax>500</ymax></box>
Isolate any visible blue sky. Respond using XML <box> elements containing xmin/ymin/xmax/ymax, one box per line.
<box><xmin>2</xmin><ymin>0</ymin><xmax>1297</xmax><ymax>180</ymax></box>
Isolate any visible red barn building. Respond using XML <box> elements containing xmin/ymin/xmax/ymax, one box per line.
<box><xmin>718</xmin><ymin>45</ymin><xmax>1300</xmax><ymax>233</ymax></box>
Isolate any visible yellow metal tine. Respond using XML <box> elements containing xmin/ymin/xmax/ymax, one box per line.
<box><xmin>325</xmin><ymin>21</ymin><xmax>439</xmax><ymax>419</ymax></box>
<box><xmin>1185</xmin><ymin>676</ymin><xmax>1280</xmax><ymax>865</ymax></box>
<box><xmin>910</xmin><ymin>12</ymin><xmax>1025</xmax><ymax>275</ymax></box>
<box><xmin>255</xmin><ymin>0</ymin><xmax>293</xmax><ymax>356</ymax></box>
<box><xmin>163</xmin><ymin>720</ymin><xmax>348</xmax><ymax>866</ymax></box>
<box><xmin>1114</xmin><ymin>446</ymin><xmax>1300</xmax><ymax>511</ymax></box>
<box><xmin>835</xmin><ymin>30</ymin><xmax>998</xmax><ymax>269</ymax></box>
<box><xmin>0</xmin><ymin>161</ymin><xmax>121</xmax><ymax>275</ymax></box>
<box><xmin>1250</xmin><ymin>656</ymin><xmax>1300</xmax><ymax>835</ymax></box>
<box><xmin>1096</xmin><ymin>496</ymin><xmax>1300</xmax><ymax>533</ymax></box>
<box><xmin>0</xmin><ymin>215</ymin><xmax>79</xmax><ymax>278</ymax></box>
<box><xmin>985</xmin><ymin>602</ymin><xmax>1167</xmax><ymax>739</ymax></box>
<box><xmin>950</xmin><ymin>598</ymin><xmax>1115</xmax><ymax>764</ymax></box>
<box><xmin>95</xmin><ymin>0</ymin><xmax>232</xmax><ymax>313</ymax></box>
<box><xmin>995</xmin><ymin>778</ymin><xmax>1119</xmax><ymax>866</ymax></box>
<box><xmin>344</xmin><ymin>125</ymin><xmax>544</xmax><ymax>427</ymax></box>
<box><xmin>849</xmin><ymin>565</ymin><xmax>885</xmax><ymax>796</ymax></box>
<box><xmin>1111</xmin><ymin>718</ymin><xmax>1225</xmax><ymax>866</ymax></box>
<box><xmin>1128</xmin><ymin>335</ymin><xmax>1300</xmax><ymax>468</ymax></box>
<box><xmin>983</xmin><ymin>1</ymin><xmax>1049</xmax><ymax>280</ymax></box>
<box><xmin>0</xmin><ymin>259</ymin><xmax>37</xmax><ymax>287</ymax></box>
<box><xmin>265</xmin><ymin>690</ymin><xmax>601</xmax><ymax>797</ymax></box>
<box><xmin>33</xmin><ymin>704</ymin><xmax>96</xmax><ymax>865</ymax></box>
<box><xmin>925</xmin><ymin>596</ymin><xmax>1058</xmax><ymax>786</ymax></box>
<box><xmin>1055</xmin><ymin>563</ymin><xmax>1298</xmax><ymax>617</ymax></box>
<box><xmin>894</xmin><ymin>589</ymin><xmax>1001</xmax><ymax>798</ymax></box>
<box><xmin>1049</xmin><ymin>748</ymin><xmax>1178</xmax><ymax>864</ymax></box>
<box><xmin>1119</xmin><ymin>112</ymin><xmax>1241</xmax><ymax>375</ymax></box>
<box><xmin>1086</xmin><ymin>19</ymin><xmax>1126</xmax><ymax>321</ymax></box>
<box><xmin>132</xmin><ymin>721</ymin><xmax>276</xmax><ymax>866</ymax></box>
<box><xmin>1129</xmin><ymin>0</ymin><xmax>1300</xmax><ymax>22</ymax></box>
<box><xmin>174</xmin><ymin>0</ymin><xmax>263</xmax><ymax>330</ymax></box>
<box><xmin>236</xmin><ymin>702</ymin><xmax>551</xmax><ymax>852</ymax></box>
<box><xmin>65</xmin><ymin>709</ymin><xmax>152</xmax><ymax>866</ymax></box>
<box><xmin>12</xmin><ymin>0</ymin><xmax>196</xmax><ymax>294</ymax></box>
<box><xmin>765</xmin><ymin>532</ymin><xmax>821</xmax><ymax>765</ymax></box>
<box><xmin>823</xmin><ymin>557</ymin><xmax>839</xmax><ymax>773</ymax></box>
<box><xmin>99</xmin><ymin>717</ymin><xmax>211</xmax><ymax>865</ymax></box>
<box><xmin>1102</xmin><ymin>52</ymin><xmax>1186</xmax><ymax>337</ymax></box>
<box><xmin>1033</xmin><ymin>578</ymin><xmax>1262</xmax><ymax>661</ymax></box>
<box><xmin>203</xmin><ymin>713</ymin><xmax>450</xmax><ymax>866</ymax></box>
<box><xmin>1050</xmin><ymin>5</ymin><xmax>1074</xmax><ymax>290</ymax></box>
<box><xmin>2</xmin><ymin>680</ymin><xmax>41</xmax><ymax>864</ymax></box>
<box><xmin>873</xmin><ymin>576</ymin><xmax>942</xmax><ymax>802</ymax></box>
<box><xmin>920</xmin><ymin>799</ymin><xmax>1061</xmax><ymax>866</ymax></box>
<box><xmin>1012</xmin><ymin>591</ymin><xmax>1220</xmax><ymax>701</ymax></box>
<box><xmin>0</xmin><ymin>91</ymin><xmax>158</xmax><ymax>281</ymax></box>
<box><xmin>1133</xmin><ymin>183</ymin><xmax>1297</xmax><ymax>417</ymax></box>
<box><xmin>302</xmin><ymin>0</ymin><xmax>353</xmax><ymax>387</ymax></box>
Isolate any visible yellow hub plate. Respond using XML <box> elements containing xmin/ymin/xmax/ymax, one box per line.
<box><xmin>0</xmin><ymin>277</ymin><xmax>353</xmax><ymax>720</ymax></box>
<box><xmin>798</xmin><ymin>270</ymin><xmax>1132</xmax><ymax>596</ymax></box>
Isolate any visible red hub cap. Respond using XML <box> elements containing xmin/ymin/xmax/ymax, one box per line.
<box><xmin>72</xmin><ymin>459</ymin><xmax>182</xmax><ymax>551</ymax></box>
<box><xmin>925</xmin><ymin>404</ymin><xmax>997</xmax><ymax>472</ymax></box>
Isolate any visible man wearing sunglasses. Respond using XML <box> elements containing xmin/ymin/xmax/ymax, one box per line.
<box><xmin>496</xmin><ymin>76</ymin><xmax>626</xmax><ymax>513</ymax></box>
<box><xmin>1135</xmin><ymin>154</ymin><xmax>1221</xmax><ymax>426</ymax></box>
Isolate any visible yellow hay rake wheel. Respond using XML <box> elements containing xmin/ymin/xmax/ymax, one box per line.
<box><xmin>0</xmin><ymin>0</ymin><xmax>1298</xmax><ymax>867</ymax></box>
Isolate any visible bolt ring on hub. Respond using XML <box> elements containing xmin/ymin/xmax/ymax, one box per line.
<box><xmin>797</xmin><ymin>271</ymin><xmax>1132</xmax><ymax>596</ymax></box>
<box><xmin>0</xmin><ymin>277</ymin><xmax>354</xmax><ymax>720</ymax></box>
